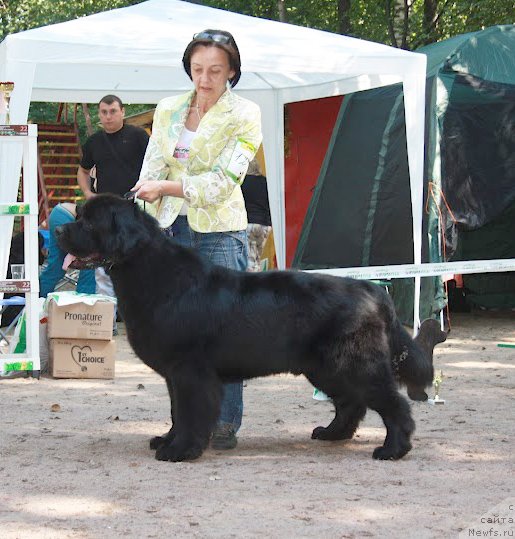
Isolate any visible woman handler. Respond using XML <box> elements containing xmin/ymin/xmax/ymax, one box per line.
<box><xmin>132</xmin><ymin>29</ymin><xmax>262</xmax><ymax>451</ymax></box>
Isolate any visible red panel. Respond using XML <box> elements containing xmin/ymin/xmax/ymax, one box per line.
<box><xmin>284</xmin><ymin>96</ymin><xmax>343</xmax><ymax>267</ymax></box>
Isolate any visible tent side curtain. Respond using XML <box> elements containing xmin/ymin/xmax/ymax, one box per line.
<box><xmin>293</xmin><ymin>77</ymin><xmax>446</xmax><ymax>324</ymax></box>
<box><xmin>455</xmin><ymin>199</ymin><xmax>515</xmax><ymax>309</ymax></box>
<box><xmin>440</xmin><ymin>73</ymin><xmax>515</xmax><ymax>241</ymax></box>
<box><xmin>294</xmin><ymin>83</ymin><xmax>416</xmax><ymax>270</ymax></box>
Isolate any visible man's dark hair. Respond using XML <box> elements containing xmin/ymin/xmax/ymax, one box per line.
<box><xmin>99</xmin><ymin>95</ymin><xmax>124</xmax><ymax>109</ymax></box>
<box><xmin>182</xmin><ymin>29</ymin><xmax>241</xmax><ymax>88</ymax></box>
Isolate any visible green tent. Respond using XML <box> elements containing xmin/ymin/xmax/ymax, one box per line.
<box><xmin>294</xmin><ymin>25</ymin><xmax>515</xmax><ymax>322</ymax></box>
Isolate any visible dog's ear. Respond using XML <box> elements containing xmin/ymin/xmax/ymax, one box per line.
<box><xmin>103</xmin><ymin>201</ymin><xmax>155</xmax><ymax>261</ymax></box>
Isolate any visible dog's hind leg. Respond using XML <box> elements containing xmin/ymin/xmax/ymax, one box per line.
<box><xmin>366</xmin><ymin>379</ymin><xmax>415</xmax><ymax>460</ymax></box>
<box><xmin>311</xmin><ymin>398</ymin><xmax>366</xmax><ymax>441</ymax></box>
<box><xmin>155</xmin><ymin>362</ymin><xmax>222</xmax><ymax>462</ymax></box>
<box><xmin>150</xmin><ymin>378</ymin><xmax>176</xmax><ymax>450</ymax></box>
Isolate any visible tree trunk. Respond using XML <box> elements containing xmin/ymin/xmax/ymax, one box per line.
<box><xmin>386</xmin><ymin>0</ymin><xmax>410</xmax><ymax>49</ymax></box>
<box><xmin>337</xmin><ymin>0</ymin><xmax>352</xmax><ymax>35</ymax></box>
<box><xmin>422</xmin><ymin>0</ymin><xmax>439</xmax><ymax>45</ymax></box>
<box><xmin>400</xmin><ymin>0</ymin><xmax>409</xmax><ymax>49</ymax></box>
<box><xmin>277</xmin><ymin>0</ymin><xmax>286</xmax><ymax>22</ymax></box>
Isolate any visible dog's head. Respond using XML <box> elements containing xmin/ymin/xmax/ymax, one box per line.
<box><xmin>56</xmin><ymin>194</ymin><xmax>158</xmax><ymax>269</ymax></box>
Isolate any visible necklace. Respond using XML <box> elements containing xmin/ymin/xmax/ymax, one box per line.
<box><xmin>190</xmin><ymin>103</ymin><xmax>204</xmax><ymax>122</ymax></box>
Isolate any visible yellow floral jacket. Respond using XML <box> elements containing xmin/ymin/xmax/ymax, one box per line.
<box><xmin>139</xmin><ymin>89</ymin><xmax>262</xmax><ymax>232</ymax></box>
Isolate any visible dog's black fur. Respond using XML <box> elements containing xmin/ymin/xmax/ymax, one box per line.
<box><xmin>56</xmin><ymin>194</ymin><xmax>446</xmax><ymax>462</ymax></box>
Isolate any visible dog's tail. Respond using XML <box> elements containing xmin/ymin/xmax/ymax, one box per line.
<box><xmin>391</xmin><ymin>318</ymin><xmax>447</xmax><ymax>401</ymax></box>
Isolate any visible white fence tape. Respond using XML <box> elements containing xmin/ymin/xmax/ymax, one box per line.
<box><xmin>305</xmin><ymin>259</ymin><xmax>515</xmax><ymax>280</ymax></box>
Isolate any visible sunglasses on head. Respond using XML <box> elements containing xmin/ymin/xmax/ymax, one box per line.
<box><xmin>192</xmin><ymin>31</ymin><xmax>231</xmax><ymax>45</ymax></box>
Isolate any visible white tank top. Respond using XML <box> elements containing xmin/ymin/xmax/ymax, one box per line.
<box><xmin>173</xmin><ymin>126</ymin><xmax>195</xmax><ymax>164</ymax></box>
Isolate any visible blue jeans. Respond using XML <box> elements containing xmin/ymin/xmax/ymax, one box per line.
<box><xmin>39</xmin><ymin>204</ymin><xmax>96</xmax><ymax>297</ymax></box>
<box><xmin>166</xmin><ymin>216</ymin><xmax>247</xmax><ymax>433</ymax></box>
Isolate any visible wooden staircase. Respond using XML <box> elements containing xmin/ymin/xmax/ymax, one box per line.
<box><xmin>37</xmin><ymin>123</ymin><xmax>84</xmax><ymax>227</ymax></box>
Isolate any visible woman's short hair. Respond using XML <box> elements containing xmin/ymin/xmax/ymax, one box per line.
<box><xmin>182</xmin><ymin>29</ymin><xmax>241</xmax><ymax>88</ymax></box>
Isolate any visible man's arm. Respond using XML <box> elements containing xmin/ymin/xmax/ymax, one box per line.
<box><xmin>77</xmin><ymin>165</ymin><xmax>95</xmax><ymax>199</ymax></box>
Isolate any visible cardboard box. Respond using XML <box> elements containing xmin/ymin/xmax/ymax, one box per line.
<box><xmin>50</xmin><ymin>338</ymin><xmax>116</xmax><ymax>379</ymax></box>
<box><xmin>47</xmin><ymin>293</ymin><xmax>114</xmax><ymax>340</ymax></box>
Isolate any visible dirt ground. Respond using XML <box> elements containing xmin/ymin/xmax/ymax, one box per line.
<box><xmin>0</xmin><ymin>311</ymin><xmax>514</xmax><ymax>538</ymax></box>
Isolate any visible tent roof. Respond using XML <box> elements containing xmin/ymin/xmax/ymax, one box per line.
<box><xmin>419</xmin><ymin>25</ymin><xmax>515</xmax><ymax>84</ymax></box>
<box><xmin>1</xmin><ymin>0</ymin><xmax>425</xmax><ymax>104</ymax></box>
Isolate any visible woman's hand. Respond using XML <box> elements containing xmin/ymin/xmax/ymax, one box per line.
<box><xmin>131</xmin><ymin>179</ymin><xmax>164</xmax><ymax>202</ymax></box>
<box><xmin>131</xmin><ymin>179</ymin><xmax>184</xmax><ymax>202</ymax></box>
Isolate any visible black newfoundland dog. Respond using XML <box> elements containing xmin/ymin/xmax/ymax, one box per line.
<box><xmin>56</xmin><ymin>194</ymin><xmax>446</xmax><ymax>462</ymax></box>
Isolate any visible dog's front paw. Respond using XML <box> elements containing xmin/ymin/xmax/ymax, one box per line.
<box><xmin>149</xmin><ymin>427</ymin><xmax>175</xmax><ymax>450</ymax></box>
<box><xmin>149</xmin><ymin>435</ymin><xmax>169</xmax><ymax>450</ymax></box>
<box><xmin>372</xmin><ymin>442</ymin><xmax>412</xmax><ymax>460</ymax></box>
<box><xmin>155</xmin><ymin>439</ymin><xmax>205</xmax><ymax>462</ymax></box>
<box><xmin>311</xmin><ymin>426</ymin><xmax>354</xmax><ymax>441</ymax></box>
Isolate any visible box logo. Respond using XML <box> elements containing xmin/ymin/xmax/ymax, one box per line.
<box><xmin>64</xmin><ymin>311</ymin><xmax>103</xmax><ymax>326</ymax></box>
<box><xmin>71</xmin><ymin>344</ymin><xmax>106</xmax><ymax>372</ymax></box>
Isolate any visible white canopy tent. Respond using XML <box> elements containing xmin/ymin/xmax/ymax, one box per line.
<box><xmin>0</xmin><ymin>0</ymin><xmax>426</xmax><ymax>322</ymax></box>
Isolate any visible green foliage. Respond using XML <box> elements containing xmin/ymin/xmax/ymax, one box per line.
<box><xmin>348</xmin><ymin>1</ymin><xmax>390</xmax><ymax>43</ymax></box>
<box><xmin>0</xmin><ymin>0</ymin><xmax>144</xmax><ymax>41</ymax></box>
<box><xmin>432</xmin><ymin>0</ymin><xmax>514</xmax><ymax>42</ymax></box>
<box><xmin>200</xmin><ymin>0</ymin><xmax>514</xmax><ymax>49</ymax></box>
<box><xmin>203</xmin><ymin>0</ymin><xmax>341</xmax><ymax>32</ymax></box>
